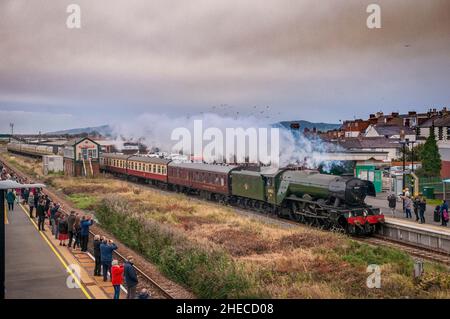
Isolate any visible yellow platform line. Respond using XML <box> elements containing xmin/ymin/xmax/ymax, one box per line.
<box><xmin>4</xmin><ymin>203</ymin><xmax>8</xmax><ymax>224</ymax></box>
<box><xmin>18</xmin><ymin>204</ymin><xmax>92</xmax><ymax>299</ymax></box>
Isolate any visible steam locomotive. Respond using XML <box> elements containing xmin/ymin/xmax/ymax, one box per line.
<box><xmin>100</xmin><ymin>153</ymin><xmax>384</xmax><ymax>235</ymax></box>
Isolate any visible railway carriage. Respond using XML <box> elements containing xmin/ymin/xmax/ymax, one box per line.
<box><xmin>167</xmin><ymin>162</ymin><xmax>237</xmax><ymax>201</ymax></box>
<box><xmin>126</xmin><ymin>156</ymin><xmax>170</xmax><ymax>183</ymax></box>
<box><xmin>7</xmin><ymin>142</ymin><xmax>54</xmax><ymax>157</ymax></box>
<box><xmin>100</xmin><ymin>153</ymin><xmax>170</xmax><ymax>184</ymax></box>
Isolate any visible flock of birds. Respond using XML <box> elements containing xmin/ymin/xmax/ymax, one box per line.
<box><xmin>186</xmin><ymin>104</ymin><xmax>282</xmax><ymax>121</ymax></box>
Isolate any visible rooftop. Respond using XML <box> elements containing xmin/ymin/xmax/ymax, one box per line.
<box><xmin>420</xmin><ymin>115</ymin><xmax>450</xmax><ymax>128</ymax></box>
<box><xmin>327</xmin><ymin>136</ymin><xmax>402</xmax><ymax>149</ymax></box>
<box><xmin>369</xmin><ymin>124</ymin><xmax>415</xmax><ymax>136</ymax></box>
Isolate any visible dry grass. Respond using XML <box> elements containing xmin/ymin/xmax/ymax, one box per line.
<box><xmin>2</xmin><ymin>153</ymin><xmax>42</xmax><ymax>178</ymax></box>
<box><xmin>9</xmin><ymin>168</ymin><xmax>450</xmax><ymax>299</ymax></box>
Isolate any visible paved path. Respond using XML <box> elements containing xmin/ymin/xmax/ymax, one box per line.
<box><xmin>5</xmin><ymin>203</ymin><xmax>87</xmax><ymax>299</ymax></box>
<box><xmin>366</xmin><ymin>192</ymin><xmax>448</xmax><ymax>228</ymax></box>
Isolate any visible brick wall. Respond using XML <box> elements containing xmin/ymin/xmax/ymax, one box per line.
<box><xmin>441</xmin><ymin>161</ymin><xmax>450</xmax><ymax>179</ymax></box>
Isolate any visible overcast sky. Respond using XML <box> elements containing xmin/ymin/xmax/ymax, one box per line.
<box><xmin>0</xmin><ymin>0</ymin><xmax>449</xmax><ymax>133</ymax></box>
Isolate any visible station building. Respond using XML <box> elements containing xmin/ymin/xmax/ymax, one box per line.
<box><xmin>63</xmin><ymin>137</ymin><xmax>101</xmax><ymax>177</ymax></box>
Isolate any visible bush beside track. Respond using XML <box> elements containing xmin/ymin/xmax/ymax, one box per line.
<box><xmin>96</xmin><ymin>197</ymin><xmax>261</xmax><ymax>298</ymax></box>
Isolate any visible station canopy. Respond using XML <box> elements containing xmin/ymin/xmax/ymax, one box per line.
<box><xmin>0</xmin><ymin>180</ymin><xmax>46</xmax><ymax>190</ymax></box>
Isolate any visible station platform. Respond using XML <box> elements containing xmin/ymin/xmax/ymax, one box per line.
<box><xmin>366</xmin><ymin>193</ymin><xmax>449</xmax><ymax>229</ymax></box>
<box><xmin>5</xmin><ymin>203</ymin><xmax>115</xmax><ymax>299</ymax></box>
<box><xmin>384</xmin><ymin>216</ymin><xmax>450</xmax><ymax>236</ymax></box>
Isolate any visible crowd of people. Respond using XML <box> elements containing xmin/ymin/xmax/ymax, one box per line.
<box><xmin>1</xmin><ymin>165</ymin><xmax>150</xmax><ymax>299</ymax></box>
<box><xmin>387</xmin><ymin>188</ymin><xmax>449</xmax><ymax>226</ymax></box>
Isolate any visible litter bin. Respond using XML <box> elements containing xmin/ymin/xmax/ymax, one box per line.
<box><xmin>434</xmin><ymin>207</ymin><xmax>441</xmax><ymax>222</ymax></box>
<box><xmin>423</xmin><ymin>187</ymin><xmax>435</xmax><ymax>199</ymax></box>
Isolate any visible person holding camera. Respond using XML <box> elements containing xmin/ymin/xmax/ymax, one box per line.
<box><xmin>80</xmin><ymin>215</ymin><xmax>94</xmax><ymax>252</ymax></box>
<box><xmin>100</xmin><ymin>238</ymin><xmax>118</xmax><ymax>282</ymax></box>
<box><xmin>124</xmin><ymin>256</ymin><xmax>138</xmax><ymax>299</ymax></box>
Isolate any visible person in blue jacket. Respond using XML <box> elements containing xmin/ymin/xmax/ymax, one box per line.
<box><xmin>6</xmin><ymin>189</ymin><xmax>16</xmax><ymax>211</ymax></box>
<box><xmin>80</xmin><ymin>215</ymin><xmax>94</xmax><ymax>252</ymax></box>
<box><xmin>100</xmin><ymin>239</ymin><xmax>118</xmax><ymax>282</ymax></box>
<box><xmin>124</xmin><ymin>256</ymin><xmax>139</xmax><ymax>299</ymax></box>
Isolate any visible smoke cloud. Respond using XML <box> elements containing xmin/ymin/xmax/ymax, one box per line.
<box><xmin>110</xmin><ymin>113</ymin><xmax>344</xmax><ymax>169</ymax></box>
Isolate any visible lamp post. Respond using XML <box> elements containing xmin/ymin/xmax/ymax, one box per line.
<box><xmin>399</xmin><ymin>129</ymin><xmax>407</xmax><ymax>212</ymax></box>
<box><xmin>411</xmin><ymin>141</ymin><xmax>416</xmax><ymax>173</ymax></box>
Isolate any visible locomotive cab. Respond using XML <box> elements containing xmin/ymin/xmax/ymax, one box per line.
<box><xmin>341</xmin><ymin>178</ymin><xmax>376</xmax><ymax>206</ymax></box>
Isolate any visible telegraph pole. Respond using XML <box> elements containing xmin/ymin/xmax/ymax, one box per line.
<box><xmin>9</xmin><ymin>123</ymin><xmax>14</xmax><ymax>142</ymax></box>
<box><xmin>400</xmin><ymin>129</ymin><xmax>406</xmax><ymax>212</ymax></box>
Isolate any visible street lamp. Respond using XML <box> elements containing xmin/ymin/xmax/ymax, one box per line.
<box><xmin>0</xmin><ymin>180</ymin><xmax>45</xmax><ymax>299</ymax></box>
<box><xmin>410</xmin><ymin>141</ymin><xmax>416</xmax><ymax>173</ymax></box>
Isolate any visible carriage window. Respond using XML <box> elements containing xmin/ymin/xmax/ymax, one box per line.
<box><xmin>221</xmin><ymin>178</ymin><xmax>225</xmax><ymax>186</ymax></box>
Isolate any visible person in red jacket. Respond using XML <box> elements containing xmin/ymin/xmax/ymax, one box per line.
<box><xmin>111</xmin><ymin>260</ymin><xmax>124</xmax><ymax>299</ymax></box>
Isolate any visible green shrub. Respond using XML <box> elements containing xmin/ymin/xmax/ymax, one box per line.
<box><xmin>341</xmin><ymin>241</ymin><xmax>413</xmax><ymax>275</ymax></box>
<box><xmin>95</xmin><ymin>198</ymin><xmax>259</xmax><ymax>298</ymax></box>
<box><xmin>68</xmin><ymin>193</ymin><xmax>99</xmax><ymax>210</ymax></box>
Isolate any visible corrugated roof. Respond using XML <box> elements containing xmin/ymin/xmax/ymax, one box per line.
<box><xmin>168</xmin><ymin>162</ymin><xmax>237</xmax><ymax>173</ymax></box>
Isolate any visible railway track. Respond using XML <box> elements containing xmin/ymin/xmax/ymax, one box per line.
<box><xmin>0</xmin><ymin>155</ymin><xmax>178</xmax><ymax>299</ymax></box>
<box><xmin>359</xmin><ymin>235</ymin><xmax>450</xmax><ymax>266</ymax></box>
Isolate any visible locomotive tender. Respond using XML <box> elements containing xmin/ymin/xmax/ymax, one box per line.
<box><xmin>99</xmin><ymin>153</ymin><xmax>384</xmax><ymax>235</ymax></box>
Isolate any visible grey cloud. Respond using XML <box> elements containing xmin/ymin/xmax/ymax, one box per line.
<box><xmin>0</xmin><ymin>0</ymin><xmax>449</xmax><ymax>127</ymax></box>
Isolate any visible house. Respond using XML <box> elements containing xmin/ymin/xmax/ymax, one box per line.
<box><xmin>417</xmin><ymin>113</ymin><xmax>450</xmax><ymax>142</ymax></box>
<box><xmin>418</xmin><ymin>113</ymin><xmax>450</xmax><ymax>178</ymax></box>
<box><xmin>94</xmin><ymin>140</ymin><xmax>117</xmax><ymax>153</ymax></box>
<box><xmin>341</xmin><ymin>119</ymin><xmax>370</xmax><ymax>137</ymax></box>
<box><xmin>368</xmin><ymin>110</ymin><xmax>434</xmax><ymax>128</ymax></box>
<box><xmin>330</xmin><ymin>136</ymin><xmax>403</xmax><ymax>161</ymax></box>
<box><xmin>364</xmin><ymin>124</ymin><xmax>416</xmax><ymax>141</ymax></box>
<box><xmin>63</xmin><ymin>137</ymin><xmax>101</xmax><ymax>177</ymax></box>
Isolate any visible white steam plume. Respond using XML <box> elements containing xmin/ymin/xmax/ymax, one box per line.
<box><xmin>110</xmin><ymin>113</ymin><xmax>344</xmax><ymax>169</ymax></box>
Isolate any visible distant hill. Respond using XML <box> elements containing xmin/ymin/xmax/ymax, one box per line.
<box><xmin>47</xmin><ymin>120</ymin><xmax>341</xmax><ymax>137</ymax></box>
<box><xmin>47</xmin><ymin>125</ymin><xmax>113</xmax><ymax>136</ymax></box>
<box><xmin>278</xmin><ymin>121</ymin><xmax>340</xmax><ymax>132</ymax></box>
